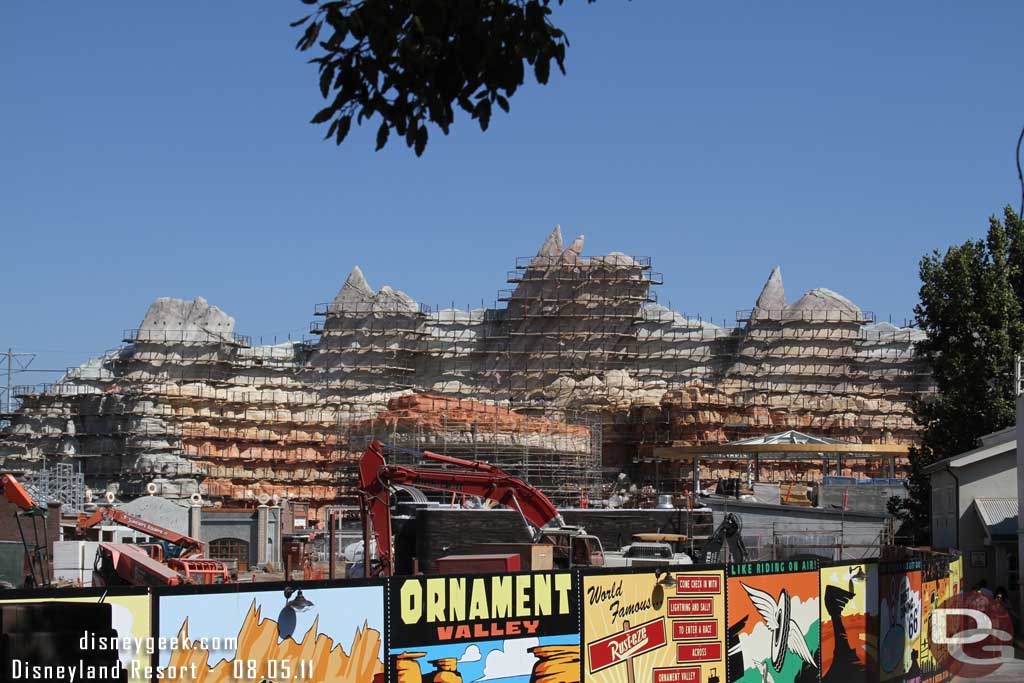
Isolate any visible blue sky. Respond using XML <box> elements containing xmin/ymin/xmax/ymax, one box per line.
<box><xmin>391</xmin><ymin>634</ymin><xmax>579</xmax><ymax>683</ymax></box>
<box><xmin>3</xmin><ymin>2</ymin><xmax>1023</xmax><ymax>379</ymax></box>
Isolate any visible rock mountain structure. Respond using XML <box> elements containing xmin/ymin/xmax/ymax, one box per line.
<box><xmin>0</xmin><ymin>227</ymin><xmax>932</xmax><ymax>513</ymax></box>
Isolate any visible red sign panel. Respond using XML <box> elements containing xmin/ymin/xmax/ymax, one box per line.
<box><xmin>653</xmin><ymin>666</ymin><xmax>702</xmax><ymax>683</ymax></box>
<box><xmin>675</xmin><ymin>574</ymin><xmax>722</xmax><ymax>594</ymax></box>
<box><xmin>676</xmin><ymin>641</ymin><xmax>723</xmax><ymax>663</ymax></box>
<box><xmin>667</xmin><ymin>597</ymin><xmax>714</xmax><ymax>617</ymax></box>
<box><xmin>672</xmin><ymin>619</ymin><xmax>718</xmax><ymax>641</ymax></box>
<box><xmin>588</xmin><ymin>618</ymin><xmax>668</xmax><ymax>672</ymax></box>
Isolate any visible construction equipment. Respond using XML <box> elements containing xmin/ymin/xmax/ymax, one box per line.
<box><xmin>697</xmin><ymin>513</ymin><xmax>748</xmax><ymax>564</ymax></box>
<box><xmin>604</xmin><ymin>533</ymin><xmax>694</xmax><ymax>568</ymax></box>
<box><xmin>77</xmin><ymin>506</ymin><xmax>232</xmax><ymax>586</ymax></box>
<box><xmin>358</xmin><ymin>440</ymin><xmax>604</xmax><ymax>577</ymax></box>
<box><xmin>91</xmin><ymin>542</ymin><xmax>231</xmax><ymax>586</ymax></box>
<box><xmin>77</xmin><ymin>506</ymin><xmax>205</xmax><ymax>559</ymax></box>
<box><xmin>0</xmin><ymin>473</ymin><xmax>51</xmax><ymax>587</ymax></box>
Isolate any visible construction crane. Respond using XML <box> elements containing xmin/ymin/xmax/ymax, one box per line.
<box><xmin>76</xmin><ymin>506</ymin><xmax>205</xmax><ymax>560</ymax></box>
<box><xmin>358</xmin><ymin>440</ymin><xmax>604</xmax><ymax>577</ymax></box>
<box><xmin>0</xmin><ymin>473</ymin><xmax>51</xmax><ymax>587</ymax></box>
<box><xmin>77</xmin><ymin>506</ymin><xmax>232</xmax><ymax>586</ymax></box>
<box><xmin>91</xmin><ymin>542</ymin><xmax>231</xmax><ymax>587</ymax></box>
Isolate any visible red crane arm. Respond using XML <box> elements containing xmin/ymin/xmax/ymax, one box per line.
<box><xmin>95</xmin><ymin>543</ymin><xmax>183</xmax><ymax>586</ymax></box>
<box><xmin>0</xmin><ymin>474</ymin><xmax>41</xmax><ymax>511</ymax></box>
<box><xmin>358</xmin><ymin>440</ymin><xmax>563</xmax><ymax>577</ymax></box>
<box><xmin>77</xmin><ymin>508</ymin><xmax>205</xmax><ymax>558</ymax></box>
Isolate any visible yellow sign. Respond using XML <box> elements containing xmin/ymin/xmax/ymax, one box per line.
<box><xmin>584</xmin><ymin>569</ymin><xmax>726</xmax><ymax>683</ymax></box>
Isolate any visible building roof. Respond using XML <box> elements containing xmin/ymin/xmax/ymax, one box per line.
<box><xmin>729</xmin><ymin>430</ymin><xmax>850</xmax><ymax>446</ymax></box>
<box><xmin>973</xmin><ymin>498</ymin><xmax>1018</xmax><ymax>542</ymax></box>
<box><xmin>923</xmin><ymin>427</ymin><xmax>1017</xmax><ymax>475</ymax></box>
<box><xmin>649</xmin><ymin>429</ymin><xmax>909</xmax><ymax>459</ymax></box>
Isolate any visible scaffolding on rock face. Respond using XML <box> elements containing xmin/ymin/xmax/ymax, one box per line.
<box><xmin>343</xmin><ymin>397</ymin><xmax>602</xmax><ymax>508</ymax></box>
<box><xmin>1</xmin><ymin>243</ymin><xmax>938</xmax><ymax>512</ymax></box>
<box><xmin>481</xmin><ymin>253</ymin><xmax>660</xmax><ymax>407</ymax></box>
<box><xmin>123</xmin><ymin>328</ymin><xmax>252</xmax><ymax>347</ymax></box>
<box><xmin>736</xmin><ymin>309</ymin><xmax>877</xmax><ymax>324</ymax></box>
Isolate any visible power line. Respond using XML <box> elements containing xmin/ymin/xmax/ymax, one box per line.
<box><xmin>1</xmin><ymin>348</ymin><xmax>38</xmax><ymax>414</ymax></box>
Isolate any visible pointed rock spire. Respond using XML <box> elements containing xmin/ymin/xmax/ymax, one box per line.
<box><xmin>754</xmin><ymin>266</ymin><xmax>786</xmax><ymax>316</ymax></box>
<box><xmin>536</xmin><ymin>225</ymin><xmax>564</xmax><ymax>258</ymax></box>
<box><xmin>333</xmin><ymin>265</ymin><xmax>375</xmax><ymax>306</ymax></box>
<box><xmin>562</xmin><ymin>234</ymin><xmax>585</xmax><ymax>262</ymax></box>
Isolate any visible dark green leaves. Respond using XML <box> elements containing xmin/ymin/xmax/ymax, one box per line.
<box><xmin>310</xmin><ymin>106</ymin><xmax>334</xmax><ymax>124</ymax></box>
<box><xmin>414</xmin><ymin>126</ymin><xmax>428</xmax><ymax>156</ymax></box>
<box><xmin>534</xmin><ymin>56</ymin><xmax>551</xmax><ymax>84</ymax></box>
<box><xmin>335</xmin><ymin>115</ymin><xmax>352</xmax><ymax>145</ymax></box>
<box><xmin>295</xmin><ymin>19</ymin><xmax>321</xmax><ymax>51</ymax></box>
<box><xmin>318</xmin><ymin>63</ymin><xmax>335</xmax><ymax>98</ymax></box>
<box><xmin>905</xmin><ymin>206</ymin><xmax>1024</xmax><ymax>543</ymax></box>
<box><xmin>293</xmin><ymin>0</ymin><xmax>584</xmax><ymax>155</ymax></box>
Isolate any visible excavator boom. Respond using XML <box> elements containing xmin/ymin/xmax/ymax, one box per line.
<box><xmin>699</xmin><ymin>513</ymin><xmax>748</xmax><ymax>564</ymax></box>
<box><xmin>1</xmin><ymin>473</ymin><xmax>51</xmax><ymax>587</ymax></box>
<box><xmin>93</xmin><ymin>542</ymin><xmax>184</xmax><ymax>587</ymax></box>
<box><xmin>0</xmin><ymin>474</ymin><xmax>41</xmax><ymax>512</ymax></box>
<box><xmin>358</xmin><ymin>440</ymin><xmax>565</xmax><ymax>577</ymax></box>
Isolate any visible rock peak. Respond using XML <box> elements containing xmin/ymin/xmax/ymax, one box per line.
<box><xmin>788</xmin><ymin>287</ymin><xmax>860</xmax><ymax>314</ymax></box>
<box><xmin>754</xmin><ymin>266</ymin><xmax>786</xmax><ymax>313</ymax></box>
<box><xmin>537</xmin><ymin>225</ymin><xmax>564</xmax><ymax>258</ymax></box>
<box><xmin>334</xmin><ymin>265</ymin><xmax>375</xmax><ymax>305</ymax></box>
<box><xmin>137</xmin><ymin>297</ymin><xmax>235</xmax><ymax>342</ymax></box>
<box><xmin>562</xmin><ymin>234</ymin><xmax>585</xmax><ymax>262</ymax></box>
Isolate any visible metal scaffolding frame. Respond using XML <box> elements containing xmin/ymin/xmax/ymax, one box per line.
<box><xmin>21</xmin><ymin>461</ymin><xmax>87</xmax><ymax>513</ymax></box>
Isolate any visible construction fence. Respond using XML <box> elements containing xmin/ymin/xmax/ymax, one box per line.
<box><xmin>0</xmin><ymin>551</ymin><xmax>970</xmax><ymax>683</ymax></box>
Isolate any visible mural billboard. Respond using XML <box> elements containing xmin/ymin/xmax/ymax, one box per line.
<box><xmin>153</xmin><ymin>579</ymin><xmax>385</xmax><ymax>682</ymax></box>
<box><xmin>947</xmin><ymin>555</ymin><xmax>962</xmax><ymax>596</ymax></box>
<box><xmin>879</xmin><ymin>560</ymin><xmax>922</xmax><ymax>682</ymax></box>
<box><xmin>919</xmin><ymin>556</ymin><xmax>960</xmax><ymax>682</ymax></box>
<box><xmin>583</xmin><ymin>567</ymin><xmax>727</xmax><ymax>683</ymax></box>
<box><xmin>0</xmin><ymin>586</ymin><xmax>150</xmax><ymax>682</ymax></box>
<box><xmin>727</xmin><ymin>559</ymin><xmax>820</xmax><ymax>683</ymax></box>
<box><xmin>819</xmin><ymin>561</ymin><xmax>879</xmax><ymax>683</ymax></box>
<box><xmin>388</xmin><ymin>571</ymin><xmax>579</xmax><ymax>683</ymax></box>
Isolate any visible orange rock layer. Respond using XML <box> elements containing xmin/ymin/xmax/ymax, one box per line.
<box><xmin>530</xmin><ymin>645</ymin><xmax>581</xmax><ymax>683</ymax></box>
<box><xmin>350</xmin><ymin>394</ymin><xmax>589</xmax><ymax>439</ymax></box>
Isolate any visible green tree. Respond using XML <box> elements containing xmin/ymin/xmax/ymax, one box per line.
<box><xmin>293</xmin><ymin>0</ymin><xmax>599</xmax><ymax>156</ymax></box>
<box><xmin>894</xmin><ymin>207</ymin><xmax>1024</xmax><ymax>544</ymax></box>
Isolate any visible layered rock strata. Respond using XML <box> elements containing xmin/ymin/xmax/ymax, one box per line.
<box><xmin>0</xmin><ymin>227</ymin><xmax>931</xmax><ymax>510</ymax></box>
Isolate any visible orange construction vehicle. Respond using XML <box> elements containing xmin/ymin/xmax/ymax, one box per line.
<box><xmin>77</xmin><ymin>506</ymin><xmax>206</xmax><ymax>559</ymax></box>
<box><xmin>91</xmin><ymin>542</ymin><xmax>231</xmax><ymax>587</ymax></box>
<box><xmin>358</xmin><ymin>440</ymin><xmax>604</xmax><ymax>577</ymax></box>
<box><xmin>0</xmin><ymin>473</ymin><xmax>50</xmax><ymax>587</ymax></box>
<box><xmin>77</xmin><ymin>506</ymin><xmax>232</xmax><ymax>586</ymax></box>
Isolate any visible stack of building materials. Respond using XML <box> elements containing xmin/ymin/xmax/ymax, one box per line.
<box><xmin>52</xmin><ymin>540</ymin><xmax>98</xmax><ymax>585</ymax></box>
